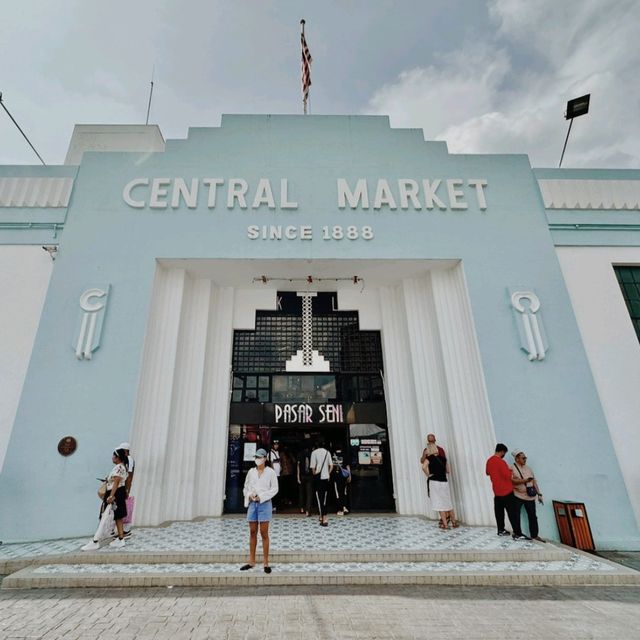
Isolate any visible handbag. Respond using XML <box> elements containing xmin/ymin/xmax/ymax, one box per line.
<box><xmin>514</xmin><ymin>463</ymin><xmax>537</xmax><ymax>497</ymax></box>
<box><xmin>340</xmin><ymin>466</ymin><xmax>351</xmax><ymax>479</ymax></box>
<box><xmin>97</xmin><ymin>478</ymin><xmax>108</xmax><ymax>500</ymax></box>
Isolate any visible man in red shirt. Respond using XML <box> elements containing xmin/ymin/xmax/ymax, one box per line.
<box><xmin>485</xmin><ymin>443</ymin><xmax>527</xmax><ymax>539</ymax></box>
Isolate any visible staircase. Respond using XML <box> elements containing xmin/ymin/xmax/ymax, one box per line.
<box><xmin>2</xmin><ymin>516</ymin><xmax>638</xmax><ymax>589</ymax></box>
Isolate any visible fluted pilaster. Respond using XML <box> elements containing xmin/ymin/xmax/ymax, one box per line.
<box><xmin>379</xmin><ymin>285</ymin><xmax>428</xmax><ymax>515</ymax></box>
<box><xmin>130</xmin><ymin>266</ymin><xmax>186</xmax><ymax>525</ymax></box>
<box><xmin>161</xmin><ymin>277</ymin><xmax>212</xmax><ymax>521</ymax></box>
<box><xmin>430</xmin><ymin>265</ymin><xmax>495</xmax><ymax>525</ymax></box>
<box><xmin>402</xmin><ymin>275</ymin><xmax>457</xmax><ymax>516</ymax></box>
<box><xmin>194</xmin><ymin>286</ymin><xmax>235</xmax><ymax>516</ymax></box>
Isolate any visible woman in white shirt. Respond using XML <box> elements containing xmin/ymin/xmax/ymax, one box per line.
<box><xmin>81</xmin><ymin>448</ymin><xmax>129</xmax><ymax>551</ymax></box>
<box><xmin>240</xmin><ymin>447</ymin><xmax>279</xmax><ymax>573</ymax></box>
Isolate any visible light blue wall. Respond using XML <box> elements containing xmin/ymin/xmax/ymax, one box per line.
<box><xmin>1</xmin><ymin>115</ymin><xmax>638</xmax><ymax>548</ymax></box>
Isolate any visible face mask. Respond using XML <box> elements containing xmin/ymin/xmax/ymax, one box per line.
<box><xmin>255</xmin><ymin>457</ymin><xmax>265</xmax><ymax>466</ymax></box>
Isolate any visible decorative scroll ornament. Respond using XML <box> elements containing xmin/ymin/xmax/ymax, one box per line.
<box><xmin>74</xmin><ymin>286</ymin><xmax>110</xmax><ymax>360</ymax></box>
<box><xmin>510</xmin><ymin>290</ymin><xmax>548</xmax><ymax>361</ymax></box>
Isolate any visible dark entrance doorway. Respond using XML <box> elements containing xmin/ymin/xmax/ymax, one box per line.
<box><xmin>224</xmin><ymin>421</ymin><xmax>395</xmax><ymax>514</ymax></box>
<box><xmin>225</xmin><ymin>290</ymin><xmax>394</xmax><ymax>514</ymax></box>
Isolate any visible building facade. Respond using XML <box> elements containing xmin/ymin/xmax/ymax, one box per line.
<box><xmin>1</xmin><ymin>115</ymin><xmax>639</xmax><ymax>549</ymax></box>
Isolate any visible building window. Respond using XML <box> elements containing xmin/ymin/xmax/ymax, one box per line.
<box><xmin>614</xmin><ymin>266</ymin><xmax>640</xmax><ymax>341</ymax></box>
<box><xmin>232</xmin><ymin>292</ymin><xmax>384</xmax><ymax>373</ymax></box>
<box><xmin>230</xmin><ymin>372</ymin><xmax>384</xmax><ymax>404</ymax></box>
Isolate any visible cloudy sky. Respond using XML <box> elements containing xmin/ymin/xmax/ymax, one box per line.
<box><xmin>1</xmin><ymin>0</ymin><xmax>638</xmax><ymax>168</ymax></box>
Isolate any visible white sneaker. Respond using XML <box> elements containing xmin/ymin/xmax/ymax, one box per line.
<box><xmin>110</xmin><ymin>537</ymin><xmax>125</xmax><ymax>549</ymax></box>
<box><xmin>81</xmin><ymin>540</ymin><xmax>100</xmax><ymax>551</ymax></box>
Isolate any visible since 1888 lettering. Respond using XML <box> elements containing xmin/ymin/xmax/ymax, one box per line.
<box><xmin>247</xmin><ymin>225</ymin><xmax>374</xmax><ymax>241</ymax></box>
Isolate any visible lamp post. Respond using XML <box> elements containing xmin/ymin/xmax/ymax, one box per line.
<box><xmin>559</xmin><ymin>94</ymin><xmax>590</xmax><ymax>167</ymax></box>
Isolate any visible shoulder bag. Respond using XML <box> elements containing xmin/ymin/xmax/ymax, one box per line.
<box><xmin>514</xmin><ymin>464</ymin><xmax>537</xmax><ymax>497</ymax></box>
<box><xmin>97</xmin><ymin>477</ymin><xmax>108</xmax><ymax>500</ymax></box>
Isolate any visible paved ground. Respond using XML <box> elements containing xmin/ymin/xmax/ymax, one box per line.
<box><xmin>598</xmin><ymin>551</ymin><xmax>640</xmax><ymax>572</ymax></box>
<box><xmin>0</xmin><ymin>516</ymin><xmax>543</xmax><ymax>560</ymax></box>
<box><xmin>1</xmin><ymin>584</ymin><xmax>640</xmax><ymax>639</ymax></box>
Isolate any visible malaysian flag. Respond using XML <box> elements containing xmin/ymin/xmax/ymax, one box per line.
<box><xmin>300</xmin><ymin>20</ymin><xmax>312</xmax><ymax>113</ymax></box>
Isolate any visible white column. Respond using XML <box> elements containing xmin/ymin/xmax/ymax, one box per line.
<box><xmin>194</xmin><ymin>286</ymin><xmax>235</xmax><ymax>516</ymax></box>
<box><xmin>430</xmin><ymin>264</ymin><xmax>495</xmax><ymax>525</ymax></box>
<box><xmin>130</xmin><ymin>266</ymin><xmax>186</xmax><ymax>525</ymax></box>
<box><xmin>161</xmin><ymin>277</ymin><xmax>212</xmax><ymax>521</ymax></box>
<box><xmin>379</xmin><ymin>285</ymin><xmax>428</xmax><ymax>515</ymax></box>
<box><xmin>402</xmin><ymin>275</ymin><xmax>458</xmax><ymax>516</ymax></box>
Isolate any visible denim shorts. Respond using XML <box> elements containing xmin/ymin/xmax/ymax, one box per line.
<box><xmin>247</xmin><ymin>499</ymin><xmax>273</xmax><ymax>522</ymax></box>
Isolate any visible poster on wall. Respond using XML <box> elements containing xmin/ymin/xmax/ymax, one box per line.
<box><xmin>243</xmin><ymin>442</ymin><xmax>257</xmax><ymax>461</ymax></box>
<box><xmin>358</xmin><ymin>449</ymin><xmax>371</xmax><ymax>465</ymax></box>
<box><xmin>371</xmin><ymin>451</ymin><xmax>383</xmax><ymax>465</ymax></box>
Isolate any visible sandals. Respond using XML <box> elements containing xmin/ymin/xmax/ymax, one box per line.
<box><xmin>447</xmin><ymin>516</ymin><xmax>460</xmax><ymax>528</ymax></box>
<box><xmin>438</xmin><ymin>521</ymin><xmax>448</xmax><ymax>529</ymax></box>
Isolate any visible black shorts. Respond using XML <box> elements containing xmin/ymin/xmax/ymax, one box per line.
<box><xmin>313</xmin><ymin>477</ymin><xmax>330</xmax><ymax>493</ymax></box>
<box><xmin>104</xmin><ymin>486</ymin><xmax>128</xmax><ymax>521</ymax></box>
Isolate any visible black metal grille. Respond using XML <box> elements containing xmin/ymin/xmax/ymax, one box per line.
<box><xmin>232</xmin><ymin>310</ymin><xmax>383</xmax><ymax>373</ymax></box>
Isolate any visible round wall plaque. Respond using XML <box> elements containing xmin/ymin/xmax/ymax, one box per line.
<box><xmin>57</xmin><ymin>436</ymin><xmax>77</xmax><ymax>456</ymax></box>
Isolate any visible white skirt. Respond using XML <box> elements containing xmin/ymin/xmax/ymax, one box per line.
<box><xmin>429</xmin><ymin>480</ymin><xmax>453</xmax><ymax>511</ymax></box>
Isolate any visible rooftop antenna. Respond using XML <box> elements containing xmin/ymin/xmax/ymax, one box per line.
<box><xmin>0</xmin><ymin>92</ymin><xmax>46</xmax><ymax>165</ymax></box>
<box><xmin>145</xmin><ymin>65</ymin><xmax>155</xmax><ymax>125</ymax></box>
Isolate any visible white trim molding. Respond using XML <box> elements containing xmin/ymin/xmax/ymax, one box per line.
<box><xmin>0</xmin><ymin>177</ymin><xmax>73</xmax><ymax>207</ymax></box>
<box><xmin>538</xmin><ymin>179</ymin><xmax>640</xmax><ymax>210</ymax></box>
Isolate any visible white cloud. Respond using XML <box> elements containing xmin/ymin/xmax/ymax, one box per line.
<box><xmin>365</xmin><ymin>0</ymin><xmax>640</xmax><ymax>168</ymax></box>
<box><xmin>367</xmin><ymin>45</ymin><xmax>511</xmax><ymax>139</ymax></box>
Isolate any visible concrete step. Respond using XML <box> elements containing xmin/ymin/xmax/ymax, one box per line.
<box><xmin>1</xmin><ymin>546</ymin><xmax>568</xmax><ymax>572</ymax></box>
<box><xmin>0</xmin><ymin>546</ymin><xmax>569</xmax><ymax>574</ymax></box>
<box><xmin>3</xmin><ymin>518</ymin><xmax>638</xmax><ymax>589</ymax></box>
<box><xmin>3</xmin><ymin>553</ymin><xmax>639</xmax><ymax>589</ymax></box>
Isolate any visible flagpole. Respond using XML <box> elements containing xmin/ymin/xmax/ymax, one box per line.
<box><xmin>300</xmin><ymin>20</ymin><xmax>307</xmax><ymax>115</ymax></box>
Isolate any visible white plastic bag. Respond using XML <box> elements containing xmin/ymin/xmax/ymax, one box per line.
<box><xmin>94</xmin><ymin>504</ymin><xmax>115</xmax><ymax>541</ymax></box>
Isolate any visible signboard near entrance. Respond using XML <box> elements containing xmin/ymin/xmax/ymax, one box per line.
<box><xmin>228</xmin><ymin>401</ymin><xmax>387</xmax><ymax>425</ymax></box>
<box><xmin>272</xmin><ymin>403</ymin><xmax>344</xmax><ymax>424</ymax></box>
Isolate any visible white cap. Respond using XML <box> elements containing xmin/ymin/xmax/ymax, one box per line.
<box><xmin>511</xmin><ymin>448</ymin><xmax>524</xmax><ymax>459</ymax></box>
<box><xmin>117</xmin><ymin>442</ymin><xmax>131</xmax><ymax>450</ymax></box>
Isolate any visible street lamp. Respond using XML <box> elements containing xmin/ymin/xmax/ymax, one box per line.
<box><xmin>559</xmin><ymin>94</ymin><xmax>590</xmax><ymax>167</ymax></box>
